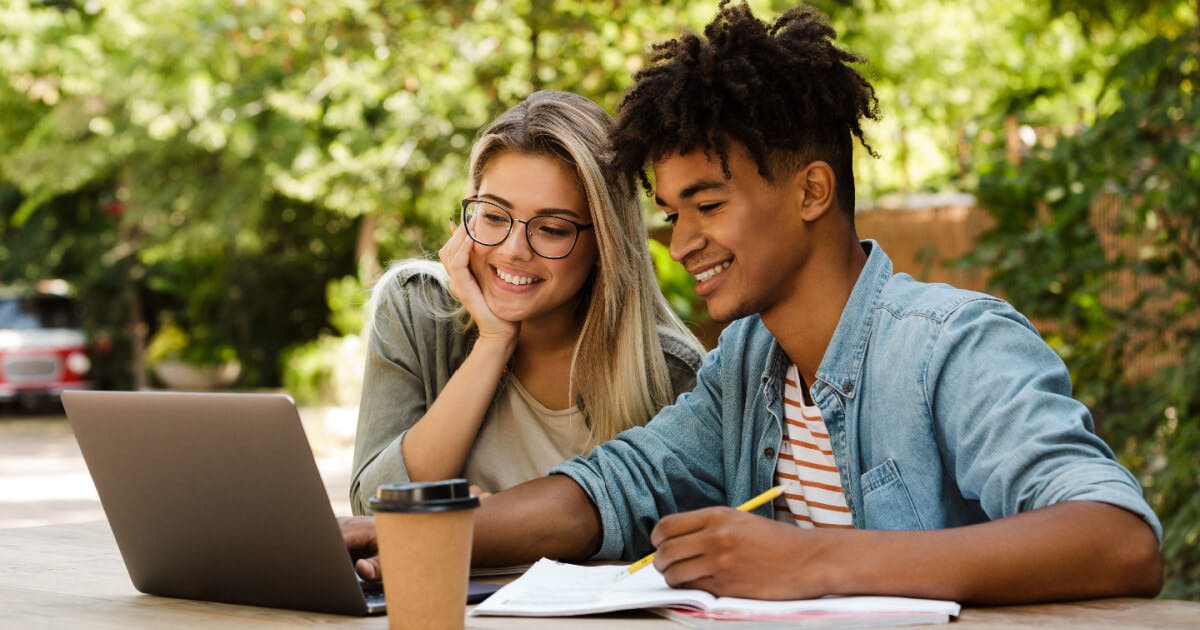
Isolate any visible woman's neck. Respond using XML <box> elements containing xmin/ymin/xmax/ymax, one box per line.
<box><xmin>513</xmin><ymin>293</ymin><xmax>586</xmax><ymax>356</ymax></box>
<box><xmin>509</xmin><ymin>308</ymin><xmax>585</xmax><ymax>410</ymax></box>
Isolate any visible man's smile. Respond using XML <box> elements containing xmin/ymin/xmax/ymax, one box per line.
<box><xmin>692</xmin><ymin>260</ymin><xmax>732</xmax><ymax>283</ymax></box>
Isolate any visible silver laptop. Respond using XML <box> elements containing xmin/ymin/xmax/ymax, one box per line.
<box><xmin>62</xmin><ymin>391</ymin><xmax>388</xmax><ymax>615</ymax></box>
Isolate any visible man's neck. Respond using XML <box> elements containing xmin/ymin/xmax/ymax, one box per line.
<box><xmin>760</xmin><ymin>236</ymin><xmax>867</xmax><ymax>386</ymax></box>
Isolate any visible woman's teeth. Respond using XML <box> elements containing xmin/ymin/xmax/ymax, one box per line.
<box><xmin>495</xmin><ymin>267</ymin><xmax>540</xmax><ymax>286</ymax></box>
<box><xmin>694</xmin><ymin>261</ymin><xmax>731</xmax><ymax>282</ymax></box>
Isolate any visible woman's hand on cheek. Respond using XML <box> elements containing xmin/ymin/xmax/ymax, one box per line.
<box><xmin>439</xmin><ymin>223</ymin><xmax>520</xmax><ymax>344</ymax></box>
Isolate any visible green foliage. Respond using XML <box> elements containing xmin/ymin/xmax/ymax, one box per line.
<box><xmin>144</xmin><ymin>318</ymin><xmax>237</xmax><ymax>367</ymax></box>
<box><xmin>829</xmin><ymin>0</ymin><xmax>1079</xmax><ymax>197</ymax></box>
<box><xmin>325</xmin><ymin>275</ymin><xmax>368</xmax><ymax>337</ymax></box>
<box><xmin>281</xmin><ymin>333</ymin><xmax>364</xmax><ymax>407</ymax></box>
<box><xmin>970</xmin><ymin>22</ymin><xmax>1200</xmax><ymax>599</ymax></box>
<box><xmin>6</xmin><ymin>0</ymin><xmax>1176</xmax><ymax>387</ymax></box>
<box><xmin>0</xmin><ymin>0</ymin><xmax>716</xmax><ymax>388</ymax></box>
<box><xmin>280</xmin><ymin>275</ymin><xmax>370</xmax><ymax>405</ymax></box>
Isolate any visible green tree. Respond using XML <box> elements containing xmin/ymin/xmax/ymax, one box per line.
<box><xmin>0</xmin><ymin>1</ymin><xmax>717</xmax><ymax>386</ymax></box>
<box><xmin>969</xmin><ymin>1</ymin><xmax>1200</xmax><ymax>598</ymax></box>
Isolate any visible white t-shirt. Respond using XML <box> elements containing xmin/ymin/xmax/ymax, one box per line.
<box><xmin>463</xmin><ymin>376</ymin><xmax>591</xmax><ymax>494</ymax></box>
<box><xmin>773</xmin><ymin>364</ymin><xmax>853</xmax><ymax>528</ymax></box>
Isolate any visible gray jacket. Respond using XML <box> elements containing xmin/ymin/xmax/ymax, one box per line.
<box><xmin>350</xmin><ymin>261</ymin><xmax>704</xmax><ymax>514</ymax></box>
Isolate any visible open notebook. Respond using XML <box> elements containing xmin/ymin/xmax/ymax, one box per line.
<box><xmin>472</xmin><ymin>559</ymin><xmax>959</xmax><ymax>627</ymax></box>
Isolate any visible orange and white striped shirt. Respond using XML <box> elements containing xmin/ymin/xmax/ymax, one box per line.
<box><xmin>773</xmin><ymin>364</ymin><xmax>853</xmax><ymax>529</ymax></box>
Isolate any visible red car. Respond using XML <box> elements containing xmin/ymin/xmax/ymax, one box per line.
<box><xmin>0</xmin><ymin>283</ymin><xmax>93</xmax><ymax>409</ymax></box>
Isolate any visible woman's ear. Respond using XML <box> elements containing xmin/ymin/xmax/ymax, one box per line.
<box><xmin>793</xmin><ymin>161</ymin><xmax>836</xmax><ymax>222</ymax></box>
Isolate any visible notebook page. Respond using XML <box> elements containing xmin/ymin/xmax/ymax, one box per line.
<box><xmin>471</xmin><ymin>558</ymin><xmax>715</xmax><ymax>616</ymax></box>
<box><xmin>708</xmin><ymin>594</ymin><xmax>961</xmax><ymax>617</ymax></box>
<box><xmin>471</xmin><ymin>558</ymin><xmax>960</xmax><ymax>621</ymax></box>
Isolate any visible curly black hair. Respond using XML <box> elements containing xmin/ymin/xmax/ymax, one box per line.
<box><xmin>610</xmin><ymin>1</ymin><xmax>880</xmax><ymax>214</ymax></box>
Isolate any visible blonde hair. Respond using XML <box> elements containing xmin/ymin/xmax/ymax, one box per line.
<box><xmin>464</xmin><ymin>90</ymin><xmax>700</xmax><ymax>445</ymax></box>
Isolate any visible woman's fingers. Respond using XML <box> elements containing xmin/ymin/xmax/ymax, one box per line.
<box><xmin>438</xmin><ymin>222</ymin><xmax>519</xmax><ymax>341</ymax></box>
<box><xmin>438</xmin><ymin>221</ymin><xmax>467</xmax><ymax>266</ymax></box>
<box><xmin>440</xmin><ymin>225</ymin><xmax>478</xmax><ymax>301</ymax></box>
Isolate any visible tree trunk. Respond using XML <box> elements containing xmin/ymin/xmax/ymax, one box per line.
<box><xmin>1005</xmin><ymin>115</ymin><xmax>1021</xmax><ymax>166</ymax></box>
<box><xmin>528</xmin><ymin>0</ymin><xmax>551</xmax><ymax>90</ymax></box>
<box><xmin>116</xmin><ymin>173</ymin><xmax>148</xmax><ymax>390</ymax></box>
<box><xmin>529</xmin><ymin>24</ymin><xmax>541</xmax><ymax>90</ymax></box>
<box><xmin>356</xmin><ymin>211</ymin><xmax>380</xmax><ymax>284</ymax></box>
<box><xmin>126</xmin><ymin>267</ymin><xmax>148</xmax><ymax>391</ymax></box>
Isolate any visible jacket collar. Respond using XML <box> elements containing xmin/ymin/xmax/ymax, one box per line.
<box><xmin>815</xmin><ymin>240</ymin><xmax>890</xmax><ymax>399</ymax></box>
<box><xmin>761</xmin><ymin>240</ymin><xmax>891</xmax><ymax>400</ymax></box>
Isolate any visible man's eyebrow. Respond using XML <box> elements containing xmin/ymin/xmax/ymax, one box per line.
<box><xmin>654</xmin><ymin>180</ymin><xmax>728</xmax><ymax>207</ymax></box>
<box><xmin>476</xmin><ymin>193</ymin><xmax>584</xmax><ymax>219</ymax></box>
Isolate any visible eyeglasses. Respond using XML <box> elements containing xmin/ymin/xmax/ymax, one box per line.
<box><xmin>460</xmin><ymin>198</ymin><xmax>594</xmax><ymax>260</ymax></box>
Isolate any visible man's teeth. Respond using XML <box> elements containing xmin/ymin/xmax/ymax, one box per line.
<box><xmin>694</xmin><ymin>261</ymin><xmax>731</xmax><ymax>282</ymax></box>
<box><xmin>496</xmin><ymin>267</ymin><xmax>540</xmax><ymax>286</ymax></box>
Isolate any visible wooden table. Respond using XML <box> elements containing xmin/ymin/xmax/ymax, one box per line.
<box><xmin>3</xmin><ymin>521</ymin><xmax>1197</xmax><ymax>628</ymax></box>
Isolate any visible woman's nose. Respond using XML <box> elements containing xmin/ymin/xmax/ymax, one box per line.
<box><xmin>497</xmin><ymin>221</ymin><xmax>535</xmax><ymax>259</ymax></box>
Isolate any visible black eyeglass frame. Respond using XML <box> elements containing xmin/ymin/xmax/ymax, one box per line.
<box><xmin>459</xmin><ymin>198</ymin><xmax>595</xmax><ymax>260</ymax></box>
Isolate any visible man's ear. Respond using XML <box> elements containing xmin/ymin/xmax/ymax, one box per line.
<box><xmin>792</xmin><ymin>161</ymin><xmax>835</xmax><ymax>222</ymax></box>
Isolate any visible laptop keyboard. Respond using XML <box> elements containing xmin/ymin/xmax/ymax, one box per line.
<box><xmin>359</xmin><ymin>578</ymin><xmax>386</xmax><ymax>607</ymax></box>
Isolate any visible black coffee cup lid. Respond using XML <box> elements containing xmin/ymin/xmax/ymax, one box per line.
<box><xmin>369</xmin><ymin>479</ymin><xmax>480</xmax><ymax>513</ymax></box>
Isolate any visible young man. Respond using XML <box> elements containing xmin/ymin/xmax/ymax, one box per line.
<box><xmin>344</xmin><ymin>1</ymin><xmax>1162</xmax><ymax>603</ymax></box>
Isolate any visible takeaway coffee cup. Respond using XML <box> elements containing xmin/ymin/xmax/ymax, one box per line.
<box><xmin>370</xmin><ymin>479</ymin><xmax>480</xmax><ymax>630</ymax></box>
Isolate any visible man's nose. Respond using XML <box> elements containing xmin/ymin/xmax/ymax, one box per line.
<box><xmin>668</xmin><ymin>213</ymin><xmax>704</xmax><ymax>263</ymax></box>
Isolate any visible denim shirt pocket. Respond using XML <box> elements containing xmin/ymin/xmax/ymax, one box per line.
<box><xmin>860</xmin><ymin>458</ymin><xmax>925</xmax><ymax>530</ymax></box>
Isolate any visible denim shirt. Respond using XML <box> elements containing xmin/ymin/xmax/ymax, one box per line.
<box><xmin>552</xmin><ymin>240</ymin><xmax>1162</xmax><ymax>560</ymax></box>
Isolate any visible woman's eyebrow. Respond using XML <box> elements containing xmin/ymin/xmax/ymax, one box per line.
<box><xmin>477</xmin><ymin>193</ymin><xmax>585</xmax><ymax>220</ymax></box>
<box><xmin>476</xmin><ymin>193</ymin><xmax>513</xmax><ymax>208</ymax></box>
<box><xmin>534</xmin><ymin>207</ymin><xmax>585</xmax><ymax>220</ymax></box>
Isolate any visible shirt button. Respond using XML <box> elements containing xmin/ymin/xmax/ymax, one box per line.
<box><xmin>842</xmin><ymin>382</ymin><xmax>853</xmax><ymax>393</ymax></box>
<box><xmin>764</xmin><ymin>447</ymin><xmax>775</xmax><ymax>458</ymax></box>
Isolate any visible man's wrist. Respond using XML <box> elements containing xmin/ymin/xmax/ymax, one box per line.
<box><xmin>796</xmin><ymin>527</ymin><xmax>861</xmax><ymax>596</ymax></box>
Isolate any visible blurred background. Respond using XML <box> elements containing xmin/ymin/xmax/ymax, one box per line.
<box><xmin>1</xmin><ymin>0</ymin><xmax>1196</xmax><ymax>598</ymax></box>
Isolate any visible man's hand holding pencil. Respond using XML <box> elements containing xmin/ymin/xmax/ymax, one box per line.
<box><xmin>626</xmin><ymin>485</ymin><xmax>785</xmax><ymax>576</ymax></box>
<box><xmin>644</xmin><ymin>485</ymin><xmax>839</xmax><ymax>600</ymax></box>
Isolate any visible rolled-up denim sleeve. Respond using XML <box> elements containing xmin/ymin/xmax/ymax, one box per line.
<box><xmin>551</xmin><ymin>346</ymin><xmax>728</xmax><ymax>560</ymax></box>
<box><xmin>927</xmin><ymin>299</ymin><xmax>1162</xmax><ymax>543</ymax></box>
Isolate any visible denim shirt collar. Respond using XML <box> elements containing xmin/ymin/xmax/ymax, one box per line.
<box><xmin>761</xmin><ymin>240</ymin><xmax>891</xmax><ymax>400</ymax></box>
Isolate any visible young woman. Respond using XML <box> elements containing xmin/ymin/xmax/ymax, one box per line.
<box><xmin>349</xmin><ymin>91</ymin><xmax>704</xmax><ymax>513</ymax></box>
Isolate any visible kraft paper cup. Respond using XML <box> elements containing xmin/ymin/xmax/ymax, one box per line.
<box><xmin>370</xmin><ymin>479</ymin><xmax>480</xmax><ymax>630</ymax></box>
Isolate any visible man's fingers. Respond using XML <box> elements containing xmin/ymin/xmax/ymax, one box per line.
<box><xmin>338</xmin><ymin>516</ymin><xmax>378</xmax><ymax>555</ymax></box>
<box><xmin>658</xmin><ymin>553</ymin><xmax>718</xmax><ymax>592</ymax></box>
<box><xmin>651</xmin><ymin>507</ymin><xmax>751</xmax><ymax>589</ymax></box>
<box><xmin>650</xmin><ymin>507</ymin><xmax>719</xmax><ymax>547</ymax></box>
<box><xmin>355</xmin><ymin>557</ymin><xmax>382</xmax><ymax>581</ymax></box>
<box><xmin>670</xmin><ymin>575</ymin><xmax>721</xmax><ymax>595</ymax></box>
<box><xmin>339</xmin><ymin>517</ymin><xmax>381</xmax><ymax>581</ymax></box>
<box><xmin>652</xmin><ymin>525</ymin><xmax>709</xmax><ymax>575</ymax></box>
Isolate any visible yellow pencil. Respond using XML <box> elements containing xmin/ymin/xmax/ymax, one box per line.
<box><xmin>624</xmin><ymin>485</ymin><xmax>786</xmax><ymax>576</ymax></box>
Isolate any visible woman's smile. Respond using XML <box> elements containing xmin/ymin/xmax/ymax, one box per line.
<box><xmin>492</xmin><ymin>264</ymin><xmax>544</xmax><ymax>288</ymax></box>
